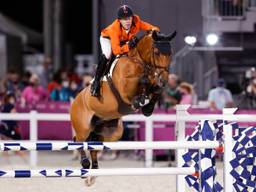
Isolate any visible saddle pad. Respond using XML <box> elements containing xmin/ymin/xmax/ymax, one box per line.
<box><xmin>102</xmin><ymin>58</ymin><xmax>119</xmax><ymax>81</ymax></box>
<box><xmin>90</xmin><ymin>57</ymin><xmax>120</xmax><ymax>84</ymax></box>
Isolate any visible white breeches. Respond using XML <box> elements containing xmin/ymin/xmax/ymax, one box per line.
<box><xmin>100</xmin><ymin>36</ymin><xmax>112</xmax><ymax>59</ymax></box>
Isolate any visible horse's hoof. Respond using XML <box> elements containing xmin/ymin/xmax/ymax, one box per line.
<box><xmin>142</xmin><ymin>103</ymin><xmax>154</xmax><ymax>116</ymax></box>
<box><xmin>141</xmin><ymin>107</ymin><xmax>153</xmax><ymax>116</ymax></box>
<box><xmin>142</xmin><ymin>112</ymin><xmax>152</xmax><ymax>117</ymax></box>
<box><xmin>84</xmin><ymin>176</ymin><xmax>97</xmax><ymax>187</ymax></box>
<box><xmin>81</xmin><ymin>157</ymin><xmax>91</xmax><ymax>169</ymax></box>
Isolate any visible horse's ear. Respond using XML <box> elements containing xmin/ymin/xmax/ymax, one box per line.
<box><xmin>167</xmin><ymin>31</ymin><xmax>177</xmax><ymax>41</ymax></box>
<box><xmin>152</xmin><ymin>30</ymin><xmax>159</xmax><ymax>41</ymax></box>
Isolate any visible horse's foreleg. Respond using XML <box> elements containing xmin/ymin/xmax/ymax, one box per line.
<box><xmin>70</xmin><ymin>91</ymin><xmax>93</xmax><ymax>169</ymax></box>
<box><xmin>141</xmin><ymin>93</ymin><xmax>161</xmax><ymax>116</ymax></box>
<box><xmin>132</xmin><ymin>76</ymin><xmax>152</xmax><ymax>109</ymax></box>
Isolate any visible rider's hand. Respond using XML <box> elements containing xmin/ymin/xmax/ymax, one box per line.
<box><xmin>128</xmin><ymin>37</ymin><xmax>138</xmax><ymax>49</ymax></box>
<box><xmin>151</xmin><ymin>27</ymin><xmax>159</xmax><ymax>32</ymax></box>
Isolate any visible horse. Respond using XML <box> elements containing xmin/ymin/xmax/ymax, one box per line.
<box><xmin>70</xmin><ymin>30</ymin><xmax>176</xmax><ymax>185</ymax></box>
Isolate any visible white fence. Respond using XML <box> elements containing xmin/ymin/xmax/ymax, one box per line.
<box><xmin>1</xmin><ymin>105</ymin><xmax>256</xmax><ymax>191</ymax></box>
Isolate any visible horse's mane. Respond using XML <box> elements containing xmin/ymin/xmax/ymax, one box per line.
<box><xmin>126</xmin><ymin>31</ymin><xmax>154</xmax><ymax>64</ymax></box>
<box><xmin>129</xmin><ymin>30</ymin><xmax>174</xmax><ymax>66</ymax></box>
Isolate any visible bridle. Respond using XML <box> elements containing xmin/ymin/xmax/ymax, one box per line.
<box><xmin>150</xmin><ymin>40</ymin><xmax>172</xmax><ymax>88</ymax></box>
<box><xmin>133</xmin><ymin>31</ymin><xmax>174</xmax><ymax>92</ymax></box>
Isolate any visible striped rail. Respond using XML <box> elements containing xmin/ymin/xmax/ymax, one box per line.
<box><xmin>0</xmin><ymin>141</ymin><xmax>219</xmax><ymax>151</ymax></box>
<box><xmin>0</xmin><ymin>168</ymin><xmax>195</xmax><ymax>178</ymax></box>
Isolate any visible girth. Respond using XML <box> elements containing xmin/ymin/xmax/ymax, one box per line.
<box><xmin>106</xmin><ymin>75</ymin><xmax>134</xmax><ymax>115</ymax></box>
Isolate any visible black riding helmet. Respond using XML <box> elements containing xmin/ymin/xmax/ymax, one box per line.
<box><xmin>117</xmin><ymin>5</ymin><xmax>133</xmax><ymax>19</ymax></box>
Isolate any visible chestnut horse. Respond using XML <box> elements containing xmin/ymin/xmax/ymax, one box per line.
<box><xmin>70</xmin><ymin>30</ymin><xmax>176</xmax><ymax>185</ymax></box>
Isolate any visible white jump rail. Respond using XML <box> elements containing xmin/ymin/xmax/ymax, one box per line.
<box><xmin>1</xmin><ymin>105</ymin><xmax>256</xmax><ymax>192</ymax></box>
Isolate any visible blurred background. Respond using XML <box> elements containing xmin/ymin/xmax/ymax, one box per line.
<box><xmin>0</xmin><ymin>0</ymin><xmax>256</xmax><ymax>105</ymax></box>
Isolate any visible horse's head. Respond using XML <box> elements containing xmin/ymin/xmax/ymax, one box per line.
<box><xmin>135</xmin><ymin>30</ymin><xmax>177</xmax><ymax>89</ymax></box>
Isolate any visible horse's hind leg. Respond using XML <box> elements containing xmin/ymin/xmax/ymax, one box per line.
<box><xmin>88</xmin><ymin>132</ymin><xmax>104</xmax><ymax>169</ymax></box>
<box><xmin>74</xmin><ymin>132</ymin><xmax>101</xmax><ymax>169</ymax></box>
<box><xmin>103</xmin><ymin>119</ymin><xmax>124</xmax><ymax>142</ymax></box>
<box><xmin>81</xmin><ymin>152</ymin><xmax>91</xmax><ymax>169</ymax></box>
<box><xmin>90</xmin><ymin>151</ymin><xmax>99</xmax><ymax>169</ymax></box>
<box><xmin>81</xmin><ymin>132</ymin><xmax>103</xmax><ymax>186</ymax></box>
<box><xmin>73</xmin><ymin>136</ymin><xmax>91</xmax><ymax>169</ymax></box>
<box><xmin>70</xmin><ymin>92</ymin><xmax>92</xmax><ymax>169</ymax></box>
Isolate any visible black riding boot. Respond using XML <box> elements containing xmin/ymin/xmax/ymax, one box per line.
<box><xmin>91</xmin><ymin>54</ymin><xmax>109</xmax><ymax>97</ymax></box>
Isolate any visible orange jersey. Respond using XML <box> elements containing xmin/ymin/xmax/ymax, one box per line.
<box><xmin>101</xmin><ymin>15</ymin><xmax>159</xmax><ymax>55</ymax></box>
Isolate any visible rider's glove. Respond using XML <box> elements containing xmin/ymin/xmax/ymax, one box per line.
<box><xmin>128</xmin><ymin>37</ymin><xmax>138</xmax><ymax>49</ymax></box>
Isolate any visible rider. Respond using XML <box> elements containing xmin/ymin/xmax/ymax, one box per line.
<box><xmin>91</xmin><ymin>4</ymin><xmax>159</xmax><ymax>97</ymax></box>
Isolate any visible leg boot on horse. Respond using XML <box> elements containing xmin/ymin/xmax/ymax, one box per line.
<box><xmin>75</xmin><ymin>131</ymin><xmax>102</xmax><ymax>169</ymax></box>
<box><xmin>73</xmin><ymin>136</ymin><xmax>91</xmax><ymax>169</ymax></box>
<box><xmin>141</xmin><ymin>94</ymin><xmax>161</xmax><ymax>116</ymax></box>
<box><xmin>74</xmin><ymin>132</ymin><xmax>102</xmax><ymax>187</ymax></box>
<box><xmin>87</xmin><ymin>132</ymin><xmax>102</xmax><ymax>169</ymax></box>
<box><xmin>84</xmin><ymin>132</ymin><xmax>102</xmax><ymax>186</ymax></box>
<box><xmin>91</xmin><ymin>54</ymin><xmax>109</xmax><ymax>97</ymax></box>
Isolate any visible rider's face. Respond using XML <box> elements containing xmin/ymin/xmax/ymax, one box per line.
<box><xmin>120</xmin><ymin>17</ymin><xmax>133</xmax><ymax>30</ymax></box>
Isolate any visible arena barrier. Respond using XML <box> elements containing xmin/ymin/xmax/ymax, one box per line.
<box><xmin>1</xmin><ymin>105</ymin><xmax>256</xmax><ymax>192</ymax></box>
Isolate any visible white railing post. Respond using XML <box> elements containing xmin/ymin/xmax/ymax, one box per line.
<box><xmin>223</xmin><ymin>108</ymin><xmax>237</xmax><ymax>192</ymax></box>
<box><xmin>145</xmin><ymin>117</ymin><xmax>153</xmax><ymax>167</ymax></box>
<box><xmin>29</xmin><ymin>110</ymin><xmax>38</xmax><ymax>167</ymax></box>
<box><xmin>176</xmin><ymin>105</ymin><xmax>190</xmax><ymax>192</ymax></box>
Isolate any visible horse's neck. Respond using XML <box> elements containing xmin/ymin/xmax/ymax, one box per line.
<box><xmin>135</xmin><ymin>36</ymin><xmax>153</xmax><ymax>64</ymax></box>
<box><xmin>111</xmin><ymin>41</ymin><xmax>152</xmax><ymax>103</ymax></box>
<box><xmin>128</xmin><ymin>48</ymin><xmax>143</xmax><ymax>63</ymax></box>
<box><xmin>111</xmin><ymin>51</ymin><xmax>145</xmax><ymax>104</ymax></box>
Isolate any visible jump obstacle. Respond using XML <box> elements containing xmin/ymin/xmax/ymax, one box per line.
<box><xmin>0</xmin><ymin>141</ymin><xmax>214</xmax><ymax>179</ymax></box>
<box><xmin>0</xmin><ymin>140</ymin><xmax>220</xmax><ymax>191</ymax></box>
